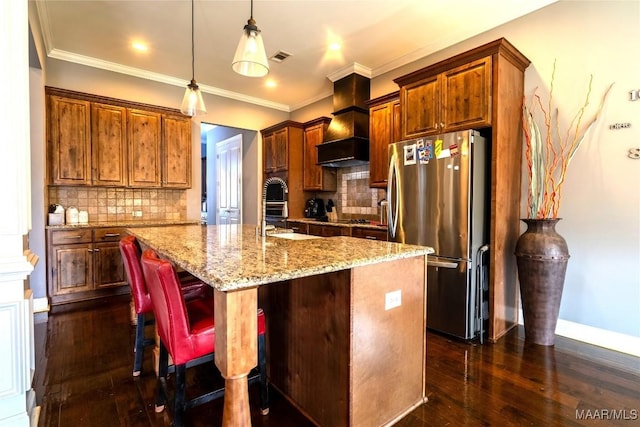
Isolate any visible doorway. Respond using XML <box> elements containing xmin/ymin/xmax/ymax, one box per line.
<box><xmin>201</xmin><ymin>123</ymin><xmax>260</xmax><ymax>226</ymax></box>
<box><xmin>216</xmin><ymin>135</ymin><xmax>242</xmax><ymax>225</ymax></box>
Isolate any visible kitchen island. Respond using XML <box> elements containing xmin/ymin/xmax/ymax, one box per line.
<box><xmin>127</xmin><ymin>224</ymin><xmax>433</xmax><ymax>426</ymax></box>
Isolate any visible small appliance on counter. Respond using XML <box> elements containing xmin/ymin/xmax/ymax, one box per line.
<box><xmin>304</xmin><ymin>198</ymin><xmax>323</xmax><ymax>218</ymax></box>
<box><xmin>48</xmin><ymin>204</ymin><xmax>65</xmax><ymax>225</ymax></box>
<box><xmin>78</xmin><ymin>210</ymin><xmax>89</xmax><ymax>224</ymax></box>
<box><xmin>65</xmin><ymin>207</ymin><xmax>79</xmax><ymax>224</ymax></box>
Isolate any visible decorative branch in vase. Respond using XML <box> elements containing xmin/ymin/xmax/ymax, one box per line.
<box><xmin>516</xmin><ymin>62</ymin><xmax>613</xmax><ymax>345</ymax></box>
<box><xmin>522</xmin><ymin>60</ymin><xmax>614</xmax><ymax>219</ymax></box>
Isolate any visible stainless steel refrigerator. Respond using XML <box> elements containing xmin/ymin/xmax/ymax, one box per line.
<box><xmin>387</xmin><ymin>130</ymin><xmax>489</xmax><ymax>341</ymax></box>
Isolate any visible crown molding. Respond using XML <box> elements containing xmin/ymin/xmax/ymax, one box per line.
<box><xmin>47</xmin><ymin>48</ymin><xmax>291</xmax><ymax>112</ymax></box>
<box><xmin>327</xmin><ymin>63</ymin><xmax>373</xmax><ymax>82</ymax></box>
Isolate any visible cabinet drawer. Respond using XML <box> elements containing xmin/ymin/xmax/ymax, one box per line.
<box><xmin>51</xmin><ymin>229</ymin><xmax>92</xmax><ymax>245</ymax></box>
<box><xmin>94</xmin><ymin>227</ymin><xmax>127</xmax><ymax>242</ymax></box>
<box><xmin>308</xmin><ymin>224</ymin><xmax>350</xmax><ymax>237</ymax></box>
<box><xmin>351</xmin><ymin>227</ymin><xmax>388</xmax><ymax>241</ymax></box>
<box><xmin>287</xmin><ymin>221</ymin><xmax>308</xmax><ymax>234</ymax></box>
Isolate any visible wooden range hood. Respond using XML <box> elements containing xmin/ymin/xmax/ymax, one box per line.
<box><xmin>316</xmin><ymin>73</ymin><xmax>371</xmax><ymax>167</ymax></box>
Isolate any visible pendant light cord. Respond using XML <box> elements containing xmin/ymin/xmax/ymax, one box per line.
<box><xmin>250</xmin><ymin>0</ymin><xmax>254</xmax><ymax>19</ymax></box>
<box><xmin>190</xmin><ymin>0</ymin><xmax>195</xmax><ymax>81</ymax></box>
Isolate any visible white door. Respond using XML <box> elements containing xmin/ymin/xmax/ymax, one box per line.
<box><xmin>216</xmin><ymin>135</ymin><xmax>242</xmax><ymax>225</ymax></box>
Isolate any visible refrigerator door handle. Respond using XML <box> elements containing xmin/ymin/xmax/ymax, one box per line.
<box><xmin>387</xmin><ymin>151</ymin><xmax>399</xmax><ymax>238</ymax></box>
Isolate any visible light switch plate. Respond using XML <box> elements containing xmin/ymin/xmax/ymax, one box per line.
<box><xmin>385</xmin><ymin>290</ymin><xmax>402</xmax><ymax>310</ymax></box>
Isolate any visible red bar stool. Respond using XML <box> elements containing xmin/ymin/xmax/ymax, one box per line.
<box><xmin>141</xmin><ymin>248</ymin><xmax>269</xmax><ymax>427</ymax></box>
<box><xmin>120</xmin><ymin>235</ymin><xmax>210</xmax><ymax>377</ymax></box>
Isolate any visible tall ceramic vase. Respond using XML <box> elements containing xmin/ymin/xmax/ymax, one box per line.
<box><xmin>515</xmin><ymin>218</ymin><xmax>570</xmax><ymax>346</ymax></box>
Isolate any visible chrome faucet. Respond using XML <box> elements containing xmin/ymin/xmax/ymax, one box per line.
<box><xmin>261</xmin><ymin>176</ymin><xmax>289</xmax><ymax>237</ymax></box>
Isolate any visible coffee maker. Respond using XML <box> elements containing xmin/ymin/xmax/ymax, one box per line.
<box><xmin>304</xmin><ymin>198</ymin><xmax>326</xmax><ymax>219</ymax></box>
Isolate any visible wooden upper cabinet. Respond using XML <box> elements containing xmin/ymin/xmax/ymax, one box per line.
<box><xmin>303</xmin><ymin>117</ymin><xmax>336</xmax><ymax>192</ymax></box>
<box><xmin>48</xmin><ymin>95</ymin><xmax>91</xmax><ymax>185</ymax></box>
<box><xmin>162</xmin><ymin>115</ymin><xmax>192</xmax><ymax>188</ymax></box>
<box><xmin>91</xmin><ymin>103</ymin><xmax>127</xmax><ymax>186</ymax></box>
<box><xmin>367</xmin><ymin>93</ymin><xmax>400</xmax><ymax>188</ymax></box>
<box><xmin>441</xmin><ymin>57</ymin><xmax>492</xmax><ymax>131</ymax></box>
<box><xmin>398</xmin><ymin>56</ymin><xmax>492</xmax><ymax>139</ymax></box>
<box><xmin>127</xmin><ymin>108</ymin><xmax>162</xmax><ymax>187</ymax></box>
<box><xmin>402</xmin><ymin>76</ymin><xmax>439</xmax><ymax>139</ymax></box>
<box><xmin>261</xmin><ymin>121</ymin><xmax>303</xmax><ymax>175</ymax></box>
<box><xmin>263</xmin><ymin>133</ymin><xmax>276</xmax><ymax>174</ymax></box>
<box><xmin>273</xmin><ymin>128</ymin><xmax>289</xmax><ymax>172</ymax></box>
<box><xmin>261</xmin><ymin>120</ymin><xmax>306</xmax><ymax>218</ymax></box>
<box><xmin>46</xmin><ymin>87</ymin><xmax>193</xmax><ymax>189</ymax></box>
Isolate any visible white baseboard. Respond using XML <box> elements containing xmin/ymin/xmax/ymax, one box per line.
<box><xmin>32</xmin><ymin>297</ymin><xmax>49</xmax><ymax>313</ymax></box>
<box><xmin>518</xmin><ymin>310</ymin><xmax>640</xmax><ymax>357</ymax></box>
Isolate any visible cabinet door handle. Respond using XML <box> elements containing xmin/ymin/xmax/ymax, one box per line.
<box><xmin>65</xmin><ymin>235</ymin><xmax>83</xmax><ymax>239</ymax></box>
<box><xmin>87</xmin><ymin>248</ymin><xmax>94</xmax><ymax>253</ymax></box>
<box><xmin>364</xmin><ymin>235</ymin><xmax>377</xmax><ymax>240</ymax></box>
<box><xmin>104</xmin><ymin>233</ymin><xmax>120</xmax><ymax>238</ymax></box>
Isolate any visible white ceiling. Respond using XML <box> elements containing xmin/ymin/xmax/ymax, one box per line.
<box><xmin>33</xmin><ymin>0</ymin><xmax>557</xmax><ymax>112</ymax></box>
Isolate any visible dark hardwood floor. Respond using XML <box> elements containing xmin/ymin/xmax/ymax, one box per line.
<box><xmin>34</xmin><ymin>295</ymin><xmax>639</xmax><ymax>426</ymax></box>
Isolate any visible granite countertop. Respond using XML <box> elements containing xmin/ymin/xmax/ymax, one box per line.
<box><xmin>286</xmin><ymin>217</ymin><xmax>388</xmax><ymax>231</ymax></box>
<box><xmin>128</xmin><ymin>224</ymin><xmax>432</xmax><ymax>292</ymax></box>
<box><xmin>46</xmin><ymin>219</ymin><xmax>199</xmax><ymax>230</ymax></box>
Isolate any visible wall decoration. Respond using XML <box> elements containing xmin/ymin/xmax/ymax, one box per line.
<box><xmin>609</xmin><ymin>122</ymin><xmax>631</xmax><ymax>129</ymax></box>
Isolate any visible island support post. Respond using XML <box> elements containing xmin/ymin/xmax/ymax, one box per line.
<box><xmin>214</xmin><ymin>287</ymin><xmax>258</xmax><ymax>426</ymax></box>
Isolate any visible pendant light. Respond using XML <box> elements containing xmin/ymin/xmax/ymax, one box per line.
<box><xmin>231</xmin><ymin>0</ymin><xmax>269</xmax><ymax>77</ymax></box>
<box><xmin>180</xmin><ymin>0</ymin><xmax>206</xmax><ymax>116</ymax></box>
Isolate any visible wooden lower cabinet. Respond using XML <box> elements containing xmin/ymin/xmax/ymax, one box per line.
<box><xmin>47</xmin><ymin>227</ymin><xmax>129</xmax><ymax>305</ymax></box>
<box><xmin>291</xmin><ymin>220</ymin><xmax>388</xmax><ymax>240</ymax></box>
<box><xmin>308</xmin><ymin>223</ymin><xmax>350</xmax><ymax>237</ymax></box>
<box><xmin>350</xmin><ymin>227</ymin><xmax>388</xmax><ymax>241</ymax></box>
<box><xmin>286</xmin><ymin>220</ymin><xmax>308</xmax><ymax>234</ymax></box>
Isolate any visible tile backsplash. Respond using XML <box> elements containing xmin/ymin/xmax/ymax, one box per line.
<box><xmin>48</xmin><ymin>186</ymin><xmax>186</xmax><ymax>223</ymax></box>
<box><xmin>318</xmin><ymin>165</ymin><xmax>386</xmax><ymax>221</ymax></box>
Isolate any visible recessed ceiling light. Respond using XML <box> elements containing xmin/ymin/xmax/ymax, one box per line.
<box><xmin>265</xmin><ymin>79</ymin><xmax>277</xmax><ymax>88</ymax></box>
<box><xmin>328</xmin><ymin>41</ymin><xmax>341</xmax><ymax>51</ymax></box>
<box><xmin>131</xmin><ymin>41</ymin><xmax>148</xmax><ymax>52</ymax></box>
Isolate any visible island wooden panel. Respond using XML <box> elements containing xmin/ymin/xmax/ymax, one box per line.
<box><xmin>259</xmin><ymin>255</ymin><xmax>426</xmax><ymax>426</ymax></box>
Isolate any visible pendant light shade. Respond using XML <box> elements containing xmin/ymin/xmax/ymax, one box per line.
<box><xmin>181</xmin><ymin>0</ymin><xmax>206</xmax><ymax>116</ymax></box>
<box><xmin>232</xmin><ymin>0</ymin><xmax>269</xmax><ymax>77</ymax></box>
<box><xmin>181</xmin><ymin>79</ymin><xmax>206</xmax><ymax>117</ymax></box>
